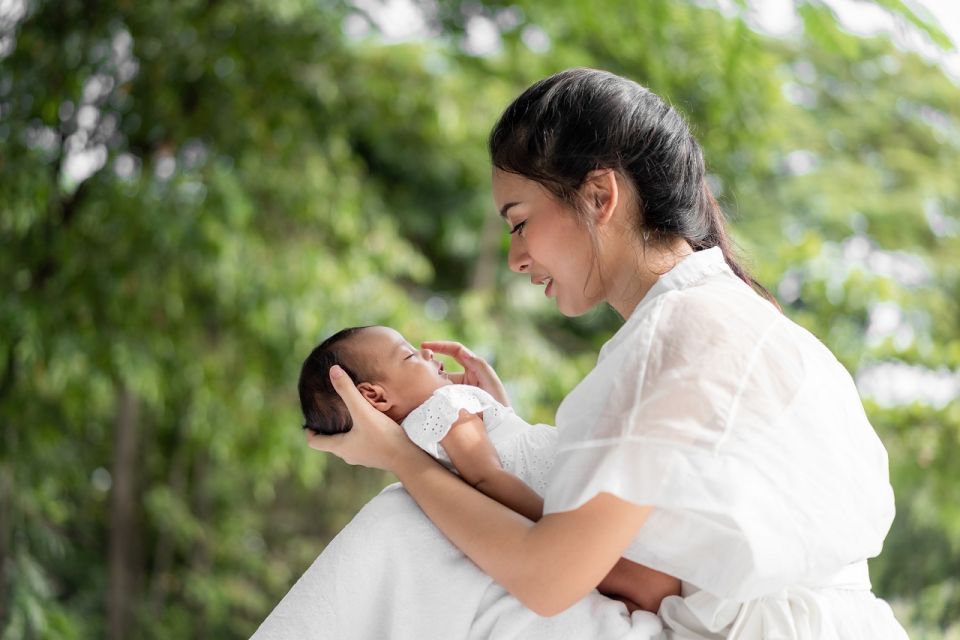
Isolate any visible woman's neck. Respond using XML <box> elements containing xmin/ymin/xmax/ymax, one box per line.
<box><xmin>605</xmin><ymin>236</ymin><xmax>693</xmax><ymax>320</ymax></box>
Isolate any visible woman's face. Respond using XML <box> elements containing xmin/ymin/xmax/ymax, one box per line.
<box><xmin>492</xmin><ymin>169</ymin><xmax>603</xmax><ymax>317</ymax></box>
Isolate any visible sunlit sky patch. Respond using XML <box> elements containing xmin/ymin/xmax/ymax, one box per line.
<box><xmin>345</xmin><ymin>0</ymin><xmax>960</xmax><ymax>81</ymax></box>
<box><xmin>743</xmin><ymin>0</ymin><xmax>960</xmax><ymax>81</ymax></box>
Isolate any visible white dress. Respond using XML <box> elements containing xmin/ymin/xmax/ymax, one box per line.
<box><xmin>252</xmin><ymin>388</ymin><xmax>662</xmax><ymax>639</ymax></box>
<box><xmin>544</xmin><ymin>247</ymin><xmax>908</xmax><ymax>639</ymax></box>
<box><xmin>401</xmin><ymin>384</ymin><xmax>557</xmax><ymax>495</ymax></box>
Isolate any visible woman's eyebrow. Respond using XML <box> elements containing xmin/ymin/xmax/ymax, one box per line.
<box><xmin>499</xmin><ymin>202</ymin><xmax>519</xmax><ymax>219</ymax></box>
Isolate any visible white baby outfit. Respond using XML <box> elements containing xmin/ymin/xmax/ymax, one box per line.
<box><xmin>401</xmin><ymin>384</ymin><xmax>557</xmax><ymax>496</ymax></box>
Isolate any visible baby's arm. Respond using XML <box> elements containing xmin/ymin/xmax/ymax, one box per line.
<box><xmin>440</xmin><ymin>411</ymin><xmax>680</xmax><ymax>613</ymax></box>
<box><xmin>440</xmin><ymin>410</ymin><xmax>543</xmax><ymax>522</ymax></box>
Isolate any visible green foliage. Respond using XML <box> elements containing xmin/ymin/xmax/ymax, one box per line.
<box><xmin>1</xmin><ymin>0</ymin><xmax>957</xmax><ymax>637</ymax></box>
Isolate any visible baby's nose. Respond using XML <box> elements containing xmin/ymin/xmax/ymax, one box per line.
<box><xmin>421</xmin><ymin>347</ymin><xmax>434</xmax><ymax>360</ymax></box>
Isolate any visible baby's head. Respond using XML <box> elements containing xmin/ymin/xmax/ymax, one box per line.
<box><xmin>299</xmin><ymin>325</ymin><xmax>452</xmax><ymax>435</ymax></box>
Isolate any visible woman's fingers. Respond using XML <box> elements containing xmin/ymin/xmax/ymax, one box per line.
<box><xmin>422</xmin><ymin>340</ymin><xmax>510</xmax><ymax>406</ymax></box>
<box><xmin>318</xmin><ymin>364</ymin><xmax>413</xmax><ymax>471</ymax></box>
<box><xmin>304</xmin><ymin>428</ymin><xmax>346</xmax><ymax>454</ymax></box>
<box><xmin>421</xmin><ymin>340</ymin><xmax>476</xmax><ymax>367</ymax></box>
<box><xmin>305</xmin><ymin>365</ymin><xmax>375</xmax><ymax>466</ymax></box>
<box><xmin>328</xmin><ymin>364</ymin><xmax>370</xmax><ymax>414</ymax></box>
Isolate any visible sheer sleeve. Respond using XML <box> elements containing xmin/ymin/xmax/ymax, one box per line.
<box><xmin>543</xmin><ymin>285</ymin><xmax>895</xmax><ymax>600</ymax></box>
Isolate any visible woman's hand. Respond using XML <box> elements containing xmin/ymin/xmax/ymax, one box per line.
<box><xmin>305</xmin><ymin>365</ymin><xmax>415</xmax><ymax>472</ymax></box>
<box><xmin>421</xmin><ymin>340</ymin><xmax>511</xmax><ymax>407</ymax></box>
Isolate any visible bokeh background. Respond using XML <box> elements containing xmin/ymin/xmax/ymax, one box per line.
<box><xmin>2</xmin><ymin>0</ymin><xmax>959</xmax><ymax>637</ymax></box>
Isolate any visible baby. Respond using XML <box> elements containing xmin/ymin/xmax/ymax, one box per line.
<box><xmin>299</xmin><ymin>325</ymin><xmax>555</xmax><ymax>497</ymax></box>
<box><xmin>298</xmin><ymin>325</ymin><xmax>679</xmax><ymax>614</ymax></box>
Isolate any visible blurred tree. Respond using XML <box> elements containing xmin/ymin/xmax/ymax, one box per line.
<box><xmin>1</xmin><ymin>1</ymin><xmax>434</xmax><ymax>636</ymax></box>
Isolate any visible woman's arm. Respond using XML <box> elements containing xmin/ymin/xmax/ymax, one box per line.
<box><xmin>440</xmin><ymin>410</ymin><xmax>679</xmax><ymax>613</ymax></box>
<box><xmin>393</xmin><ymin>445</ymin><xmax>649</xmax><ymax>616</ymax></box>
<box><xmin>311</xmin><ymin>366</ymin><xmax>651</xmax><ymax>616</ymax></box>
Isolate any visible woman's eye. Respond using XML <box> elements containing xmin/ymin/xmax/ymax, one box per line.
<box><xmin>510</xmin><ymin>221</ymin><xmax>526</xmax><ymax>236</ymax></box>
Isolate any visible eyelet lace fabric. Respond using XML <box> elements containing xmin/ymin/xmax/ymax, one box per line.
<box><xmin>401</xmin><ymin>385</ymin><xmax>557</xmax><ymax>494</ymax></box>
<box><xmin>401</xmin><ymin>385</ymin><xmax>504</xmax><ymax>457</ymax></box>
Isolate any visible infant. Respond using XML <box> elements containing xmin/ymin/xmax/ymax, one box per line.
<box><xmin>298</xmin><ymin>325</ymin><xmax>680</xmax><ymax>615</ymax></box>
<box><xmin>298</xmin><ymin>325</ymin><xmax>556</xmax><ymax>494</ymax></box>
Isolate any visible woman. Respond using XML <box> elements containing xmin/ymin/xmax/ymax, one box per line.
<box><xmin>306</xmin><ymin>68</ymin><xmax>907</xmax><ymax>638</ymax></box>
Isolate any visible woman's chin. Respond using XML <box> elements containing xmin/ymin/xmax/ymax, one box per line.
<box><xmin>555</xmin><ymin>295</ymin><xmax>597</xmax><ymax>318</ymax></box>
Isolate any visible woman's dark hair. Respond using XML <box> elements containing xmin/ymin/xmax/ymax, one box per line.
<box><xmin>489</xmin><ymin>67</ymin><xmax>776</xmax><ymax>305</ymax></box>
<box><xmin>298</xmin><ymin>326</ymin><xmax>372</xmax><ymax>435</ymax></box>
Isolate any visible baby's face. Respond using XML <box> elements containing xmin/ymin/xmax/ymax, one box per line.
<box><xmin>359</xmin><ymin>327</ymin><xmax>452</xmax><ymax>419</ymax></box>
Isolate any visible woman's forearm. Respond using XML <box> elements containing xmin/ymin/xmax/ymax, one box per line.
<box><xmin>391</xmin><ymin>444</ymin><xmax>650</xmax><ymax>616</ymax></box>
<box><xmin>475</xmin><ymin>469</ymin><xmax>676</xmax><ymax>614</ymax></box>
<box><xmin>474</xmin><ymin>469</ymin><xmax>544</xmax><ymax>522</ymax></box>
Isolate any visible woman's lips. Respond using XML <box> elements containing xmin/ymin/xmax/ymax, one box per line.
<box><xmin>534</xmin><ymin>276</ymin><xmax>554</xmax><ymax>297</ymax></box>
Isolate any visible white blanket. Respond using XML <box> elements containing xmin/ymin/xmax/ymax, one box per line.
<box><xmin>251</xmin><ymin>483</ymin><xmax>662</xmax><ymax>640</ymax></box>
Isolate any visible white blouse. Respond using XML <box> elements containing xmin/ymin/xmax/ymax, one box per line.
<box><xmin>543</xmin><ymin>247</ymin><xmax>908</xmax><ymax>639</ymax></box>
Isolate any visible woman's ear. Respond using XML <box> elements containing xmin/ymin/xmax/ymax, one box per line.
<box><xmin>357</xmin><ymin>382</ymin><xmax>393</xmax><ymax>412</ymax></box>
<box><xmin>581</xmin><ymin>169</ymin><xmax>619</xmax><ymax>226</ymax></box>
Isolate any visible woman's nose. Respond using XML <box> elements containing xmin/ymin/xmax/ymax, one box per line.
<box><xmin>507</xmin><ymin>237</ymin><xmax>530</xmax><ymax>273</ymax></box>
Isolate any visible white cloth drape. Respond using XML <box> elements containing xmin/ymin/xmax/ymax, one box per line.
<box><xmin>250</xmin><ymin>484</ymin><xmax>661</xmax><ymax>640</ymax></box>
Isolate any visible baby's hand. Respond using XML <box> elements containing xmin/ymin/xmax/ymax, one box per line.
<box><xmin>440</xmin><ymin>409</ymin><xmax>502</xmax><ymax>487</ymax></box>
<box><xmin>420</xmin><ymin>341</ymin><xmax>511</xmax><ymax>407</ymax></box>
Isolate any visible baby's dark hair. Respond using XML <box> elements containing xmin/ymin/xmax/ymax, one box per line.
<box><xmin>298</xmin><ymin>326</ymin><xmax>374</xmax><ymax>435</ymax></box>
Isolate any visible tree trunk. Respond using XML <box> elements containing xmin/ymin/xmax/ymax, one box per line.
<box><xmin>148</xmin><ymin>414</ymin><xmax>189</xmax><ymax>616</ymax></box>
<box><xmin>108</xmin><ymin>385</ymin><xmax>140</xmax><ymax>640</ymax></box>
<box><xmin>0</xmin><ymin>464</ymin><xmax>10</xmax><ymax>624</ymax></box>
<box><xmin>189</xmin><ymin>450</ymin><xmax>211</xmax><ymax>637</ymax></box>
<box><xmin>470</xmin><ymin>209</ymin><xmax>503</xmax><ymax>292</ymax></box>
<box><xmin>0</xmin><ymin>343</ymin><xmax>18</xmax><ymax>623</ymax></box>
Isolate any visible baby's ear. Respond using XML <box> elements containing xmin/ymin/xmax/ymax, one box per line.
<box><xmin>356</xmin><ymin>382</ymin><xmax>392</xmax><ymax>412</ymax></box>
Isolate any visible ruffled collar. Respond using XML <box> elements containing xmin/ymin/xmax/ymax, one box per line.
<box><xmin>599</xmin><ymin>247</ymin><xmax>730</xmax><ymax>360</ymax></box>
<box><xmin>643</xmin><ymin>246</ymin><xmax>727</xmax><ymax>300</ymax></box>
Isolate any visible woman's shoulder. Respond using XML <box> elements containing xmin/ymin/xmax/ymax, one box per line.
<box><xmin>610</xmin><ymin>272</ymin><xmax>780</xmax><ymax>361</ymax></box>
<box><xmin>601</xmin><ymin>274</ymin><xmax>807</xmax><ymax>416</ymax></box>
